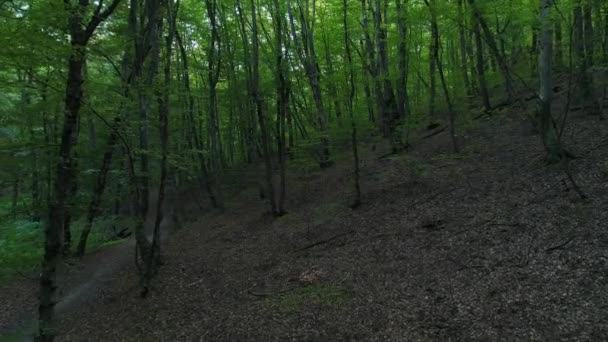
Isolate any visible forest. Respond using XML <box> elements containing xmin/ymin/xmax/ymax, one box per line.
<box><xmin>1</xmin><ymin>0</ymin><xmax>607</xmax><ymax>340</ymax></box>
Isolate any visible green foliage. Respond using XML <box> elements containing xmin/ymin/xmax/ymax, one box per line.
<box><xmin>0</xmin><ymin>213</ymin><xmax>131</xmax><ymax>283</ymax></box>
<box><xmin>0</xmin><ymin>219</ymin><xmax>43</xmax><ymax>283</ymax></box>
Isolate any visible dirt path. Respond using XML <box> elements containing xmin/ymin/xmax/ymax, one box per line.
<box><xmin>0</xmin><ymin>190</ymin><xmax>175</xmax><ymax>341</ymax></box>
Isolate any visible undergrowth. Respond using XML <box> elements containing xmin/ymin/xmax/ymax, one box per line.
<box><xmin>0</xmin><ymin>214</ymin><xmax>131</xmax><ymax>284</ymax></box>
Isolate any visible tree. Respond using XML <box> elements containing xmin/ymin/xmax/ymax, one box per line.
<box><xmin>473</xmin><ymin>16</ymin><xmax>491</xmax><ymax>112</ymax></box>
<box><xmin>251</xmin><ymin>0</ymin><xmax>278</xmax><ymax>215</ymax></box>
<box><xmin>424</xmin><ymin>0</ymin><xmax>458</xmax><ymax>152</ymax></box>
<box><xmin>343</xmin><ymin>0</ymin><xmax>361</xmax><ymax>207</ymax></box>
<box><xmin>537</xmin><ymin>0</ymin><xmax>565</xmax><ymax>163</ymax></box>
<box><xmin>467</xmin><ymin>0</ymin><xmax>514</xmax><ymax>101</ymax></box>
<box><xmin>288</xmin><ymin>0</ymin><xmax>332</xmax><ymax>168</ymax></box>
<box><xmin>37</xmin><ymin>1</ymin><xmax>122</xmax><ymax>340</ymax></box>
<box><xmin>274</xmin><ymin>0</ymin><xmax>289</xmax><ymax>216</ymax></box>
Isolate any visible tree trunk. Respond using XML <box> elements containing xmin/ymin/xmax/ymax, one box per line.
<box><xmin>467</xmin><ymin>0</ymin><xmax>514</xmax><ymax>100</ymax></box>
<box><xmin>361</xmin><ymin>0</ymin><xmax>379</xmax><ymax>126</ymax></box>
<box><xmin>538</xmin><ymin>0</ymin><xmax>565</xmax><ymax>163</ymax></box>
<box><xmin>473</xmin><ymin>19</ymin><xmax>491</xmax><ymax>112</ymax></box>
<box><xmin>11</xmin><ymin>176</ymin><xmax>19</xmax><ymax>218</ymax></box>
<box><xmin>142</xmin><ymin>0</ymin><xmax>178</xmax><ymax>296</ymax></box>
<box><xmin>396</xmin><ymin>0</ymin><xmax>410</xmax><ymax>145</ymax></box>
<box><xmin>425</xmin><ymin>0</ymin><xmax>458</xmax><ymax>152</ymax></box>
<box><xmin>343</xmin><ymin>0</ymin><xmax>361</xmax><ymax>208</ymax></box>
<box><xmin>75</xmin><ymin>118</ymin><xmax>121</xmax><ymax>257</ymax></box>
<box><xmin>37</xmin><ymin>0</ymin><xmax>122</xmax><ymax>338</ymax></box>
<box><xmin>574</xmin><ymin>1</ymin><xmax>600</xmax><ymax>116</ymax></box>
<box><xmin>457</xmin><ymin>0</ymin><xmax>472</xmax><ymax>98</ymax></box>
<box><xmin>22</xmin><ymin>71</ymin><xmax>41</xmax><ymax>222</ymax></box>
<box><xmin>252</xmin><ymin>0</ymin><xmax>278</xmax><ymax>214</ymax></box>
<box><xmin>603</xmin><ymin>3</ymin><xmax>608</xmax><ymax>63</ymax></box>
<box><xmin>583</xmin><ymin>0</ymin><xmax>594</xmax><ymax>67</ymax></box>
<box><xmin>130</xmin><ymin>0</ymin><xmax>163</xmax><ymax>271</ymax></box>
<box><xmin>175</xmin><ymin>30</ymin><xmax>220</xmax><ymax>208</ymax></box>
<box><xmin>205</xmin><ymin>0</ymin><xmax>224</xmax><ymax>173</ymax></box>
<box><xmin>375</xmin><ymin>0</ymin><xmax>397</xmax><ymax>137</ymax></box>
<box><xmin>428</xmin><ymin>7</ymin><xmax>438</xmax><ymax>122</ymax></box>
<box><xmin>322</xmin><ymin>30</ymin><xmax>343</xmax><ymax>121</ymax></box>
<box><xmin>62</xmin><ymin>174</ymin><xmax>78</xmax><ymax>256</ymax></box>
<box><xmin>288</xmin><ymin>0</ymin><xmax>331</xmax><ymax>167</ymax></box>
<box><xmin>275</xmin><ymin>0</ymin><xmax>288</xmax><ymax>216</ymax></box>
<box><xmin>555</xmin><ymin>20</ymin><xmax>563</xmax><ymax>70</ymax></box>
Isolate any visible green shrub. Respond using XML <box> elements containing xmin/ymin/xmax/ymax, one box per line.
<box><xmin>0</xmin><ymin>220</ymin><xmax>43</xmax><ymax>283</ymax></box>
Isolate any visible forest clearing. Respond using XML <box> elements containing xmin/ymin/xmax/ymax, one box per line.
<box><xmin>1</xmin><ymin>0</ymin><xmax>608</xmax><ymax>340</ymax></box>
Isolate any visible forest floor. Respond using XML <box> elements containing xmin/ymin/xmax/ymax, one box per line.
<box><xmin>2</xmin><ymin>88</ymin><xmax>608</xmax><ymax>341</ymax></box>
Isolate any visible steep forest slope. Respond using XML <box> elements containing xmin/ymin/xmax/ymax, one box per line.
<box><xmin>4</xmin><ymin>91</ymin><xmax>608</xmax><ymax>340</ymax></box>
<box><xmin>2</xmin><ymin>0</ymin><xmax>608</xmax><ymax>340</ymax></box>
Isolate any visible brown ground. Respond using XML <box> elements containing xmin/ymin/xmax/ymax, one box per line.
<box><xmin>2</xmin><ymin>91</ymin><xmax>608</xmax><ymax>341</ymax></box>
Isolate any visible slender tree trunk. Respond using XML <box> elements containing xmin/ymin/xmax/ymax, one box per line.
<box><xmin>75</xmin><ymin>118</ymin><xmax>121</xmax><ymax>257</ymax></box>
<box><xmin>205</xmin><ymin>0</ymin><xmax>224</xmax><ymax>173</ymax></box>
<box><xmin>343</xmin><ymin>0</ymin><xmax>361</xmax><ymax>208</ymax></box>
<box><xmin>603</xmin><ymin>3</ymin><xmax>608</xmax><ymax>63</ymax></box>
<box><xmin>11</xmin><ymin>176</ymin><xmax>19</xmax><ymax>218</ymax></box>
<box><xmin>375</xmin><ymin>0</ymin><xmax>397</xmax><ymax>136</ymax></box>
<box><xmin>322</xmin><ymin>30</ymin><xmax>342</xmax><ymax>121</ymax></box>
<box><xmin>396</xmin><ymin>0</ymin><xmax>410</xmax><ymax>143</ymax></box>
<box><xmin>252</xmin><ymin>0</ymin><xmax>278</xmax><ymax>214</ymax></box>
<box><xmin>288</xmin><ymin>0</ymin><xmax>331</xmax><ymax>167</ymax></box>
<box><xmin>473</xmin><ymin>19</ymin><xmax>491</xmax><ymax>112</ymax></box>
<box><xmin>574</xmin><ymin>1</ymin><xmax>600</xmax><ymax>115</ymax></box>
<box><xmin>275</xmin><ymin>0</ymin><xmax>288</xmax><ymax>216</ymax></box>
<box><xmin>428</xmin><ymin>8</ymin><xmax>438</xmax><ymax>122</ymax></box>
<box><xmin>142</xmin><ymin>0</ymin><xmax>178</xmax><ymax>296</ymax></box>
<box><xmin>467</xmin><ymin>0</ymin><xmax>514</xmax><ymax>100</ymax></box>
<box><xmin>41</xmin><ymin>76</ymin><xmax>53</xmax><ymax>207</ymax></box>
<box><xmin>425</xmin><ymin>0</ymin><xmax>458</xmax><ymax>152</ymax></box>
<box><xmin>555</xmin><ymin>20</ymin><xmax>564</xmax><ymax>70</ymax></box>
<box><xmin>130</xmin><ymin>0</ymin><xmax>163</xmax><ymax>271</ymax></box>
<box><xmin>235</xmin><ymin>0</ymin><xmax>258</xmax><ymax>165</ymax></box>
<box><xmin>361</xmin><ymin>0</ymin><xmax>378</xmax><ymax>124</ymax></box>
<box><xmin>583</xmin><ymin>0</ymin><xmax>594</xmax><ymax>67</ymax></box>
<box><xmin>457</xmin><ymin>0</ymin><xmax>472</xmax><ymax>98</ymax></box>
<box><xmin>22</xmin><ymin>71</ymin><xmax>41</xmax><ymax>222</ymax></box>
<box><xmin>62</xmin><ymin>174</ymin><xmax>78</xmax><ymax>255</ymax></box>
<box><xmin>531</xmin><ymin>28</ymin><xmax>539</xmax><ymax>77</ymax></box>
<box><xmin>538</xmin><ymin>0</ymin><xmax>565</xmax><ymax>163</ymax></box>
<box><xmin>467</xmin><ymin>28</ymin><xmax>478</xmax><ymax>94</ymax></box>
<box><xmin>175</xmin><ymin>30</ymin><xmax>219</xmax><ymax>208</ymax></box>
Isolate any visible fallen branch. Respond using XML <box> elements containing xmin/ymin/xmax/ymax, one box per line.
<box><xmin>545</xmin><ymin>236</ymin><xmax>574</xmax><ymax>253</ymax></box>
<box><xmin>294</xmin><ymin>231</ymin><xmax>353</xmax><ymax>252</ymax></box>
<box><xmin>186</xmin><ymin>279</ymin><xmax>205</xmax><ymax>287</ymax></box>
<box><xmin>420</xmin><ymin>127</ymin><xmax>446</xmax><ymax>140</ymax></box>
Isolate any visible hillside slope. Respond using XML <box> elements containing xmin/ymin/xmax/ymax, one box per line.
<box><xmin>2</xmin><ymin>95</ymin><xmax>608</xmax><ymax>341</ymax></box>
<box><xmin>50</xmin><ymin>99</ymin><xmax>608</xmax><ymax>341</ymax></box>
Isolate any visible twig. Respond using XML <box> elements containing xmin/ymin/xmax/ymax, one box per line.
<box><xmin>545</xmin><ymin>236</ymin><xmax>574</xmax><ymax>253</ymax></box>
<box><xmin>420</xmin><ymin>127</ymin><xmax>446</xmax><ymax>140</ymax></box>
<box><xmin>186</xmin><ymin>278</ymin><xmax>205</xmax><ymax>287</ymax></box>
<box><xmin>293</xmin><ymin>231</ymin><xmax>353</xmax><ymax>252</ymax></box>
